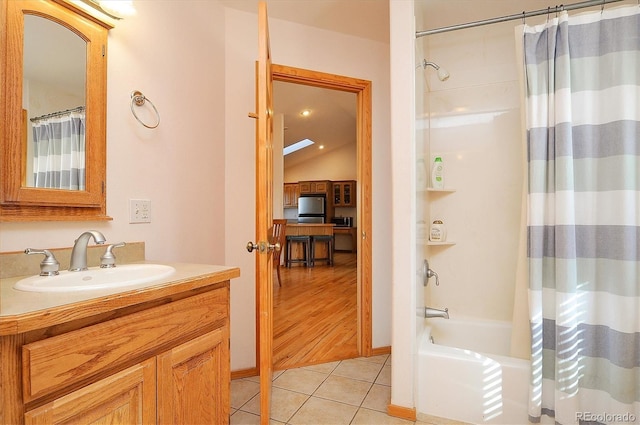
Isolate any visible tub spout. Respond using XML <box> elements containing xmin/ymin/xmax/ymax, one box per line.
<box><xmin>424</xmin><ymin>307</ymin><xmax>449</xmax><ymax>319</ymax></box>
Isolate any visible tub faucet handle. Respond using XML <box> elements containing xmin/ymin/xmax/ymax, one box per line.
<box><xmin>423</xmin><ymin>259</ymin><xmax>440</xmax><ymax>286</ymax></box>
<box><xmin>25</xmin><ymin>248</ymin><xmax>60</xmax><ymax>276</ymax></box>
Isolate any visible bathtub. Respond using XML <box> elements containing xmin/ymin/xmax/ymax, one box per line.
<box><xmin>417</xmin><ymin>317</ymin><xmax>531</xmax><ymax>424</ymax></box>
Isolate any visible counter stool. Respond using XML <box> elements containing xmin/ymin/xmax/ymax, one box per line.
<box><xmin>286</xmin><ymin>235</ymin><xmax>311</xmax><ymax>267</ymax></box>
<box><xmin>311</xmin><ymin>235</ymin><xmax>334</xmax><ymax>266</ymax></box>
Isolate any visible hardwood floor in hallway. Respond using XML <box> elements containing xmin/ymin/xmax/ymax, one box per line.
<box><xmin>273</xmin><ymin>252</ymin><xmax>358</xmax><ymax>371</ymax></box>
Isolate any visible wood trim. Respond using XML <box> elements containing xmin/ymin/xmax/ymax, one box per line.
<box><xmin>1</xmin><ymin>0</ymin><xmax>109</xmax><ymax>221</ymax></box>
<box><xmin>231</xmin><ymin>368</ymin><xmax>258</xmax><ymax>380</ymax></box>
<box><xmin>371</xmin><ymin>346</ymin><xmax>391</xmax><ymax>356</ymax></box>
<box><xmin>387</xmin><ymin>404</ymin><xmax>417</xmax><ymax>421</ymax></box>
<box><xmin>270</xmin><ymin>63</ymin><xmax>373</xmax><ymax>358</ymax></box>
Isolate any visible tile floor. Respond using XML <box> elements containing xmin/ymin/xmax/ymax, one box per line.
<box><xmin>231</xmin><ymin>355</ymin><xmax>456</xmax><ymax>425</ymax></box>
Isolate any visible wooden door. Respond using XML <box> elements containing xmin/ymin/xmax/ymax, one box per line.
<box><xmin>24</xmin><ymin>359</ymin><xmax>155</xmax><ymax>425</ymax></box>
<box><xmin>157</xmin><ymin>328</ymin><xmax>230</xmax><ymax>424</ymax></box>
<box><xmin>255</xmin><ymin>2</ymin><xmax>274</xmax><ymax>424</ymax></box>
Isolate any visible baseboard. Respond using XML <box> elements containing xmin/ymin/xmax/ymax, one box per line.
<box><xmin>231</xmin><ymin>367</ymin><xmax>258</xmax><ymax>380</ymax></box>
<box><xmin>232</xmin><ymin>347</ymin><xmax>390</xmax><ymax>380</ymax></box>
<box><xmin>371</xmin><ymin>346</ymin><xmax>391</xmax><ymax>356</ymax></box>
<box><xmin>387</xmin><ymin>404</ymin><xmax>416</xmax><ymax>421</ymax></box>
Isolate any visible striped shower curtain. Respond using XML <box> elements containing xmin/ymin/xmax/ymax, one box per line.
<box><xmin>31</xmin><ymin>110</ymin><xmax>86</xmax><ymax>190</ymax></box>
<box><xmin>523</xmin><ymin>5</ymin><xmax>639</xmax><ymax>425</ymax></box>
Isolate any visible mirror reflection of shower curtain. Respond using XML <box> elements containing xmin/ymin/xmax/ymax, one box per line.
<box><xmin>521</xmin><ymin>5</ymin><xmax>640</xmax><ymax>425</ymax></box>
<box><xmin>31</xmin><ymin>110</ymin><xmax>85</xmax><ymax>190</ymax></box>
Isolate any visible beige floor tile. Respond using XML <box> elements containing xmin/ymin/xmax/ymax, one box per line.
<box><xmin>351</xmin><ymin>408</ymin><xmax>415</xmax><ymax>425</ymax></box>
<box><xmin>313</xmin><ymin>375</ymin><xmax>373</xmax><ymax>406</ymax></box>
<box><xmin>231</xmin><ymin>379</ymin><xmax>261</xmax><ymax>409</ymax></box>
<box><xmin>302</xmin><ymin>360</ymin><xmax>340</xmax><ymax>374</ymax></box>
<box><xmin>375</xmin><ymin>364</ymin><xmax>391</xmax><ymax>385</ymax></box>
<box><xmin>230</xmin><ymin>409</ymin><xmax>261</xmax><ymax>425</ymax></box>
<box><xmin>289</xmin><ymin>397</ymin><xmax>358</xmax><ymax>425</ymax></box>
<box><xmin>243</xmin><ymin>375</ymin><xmax>260</xmax><ymax>384</ymax></box>
<box><xmin>332</xmin><ymin>357</ymin><xmax>384</xmax><ymax>382</ymax></box>
<box><xmin>242</xmin><ymin>387</ymin><xmax>309</xmax><ymax>423</ymax></box>
<box><xmin>272</xmin><ymin>368</ymin><xmax>328</xmax><ymax>395</ymax></box>
<box><xmin>361</xmin><ymin>383</ymin><xmax>390</xmax><ymax>412</ymax></box>
<box><xmin>361</xmin><ymin>354</ymin><xmax>390</xmax><ymax>364</ymax></box>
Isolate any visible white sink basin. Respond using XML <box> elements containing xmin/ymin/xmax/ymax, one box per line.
<box><xmin>14</xmin><ymin>264</ymin><xmax>176</xmax><ymax>293</ymax></box>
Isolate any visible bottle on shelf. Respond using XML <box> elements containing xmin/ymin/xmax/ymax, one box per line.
<box><xmin>431</xmin><ymin>156</ymin><xmax>444</xmax><ymax>189</ymax></box>
<box><xmin>429</xmin><ymin>219</ymin><xmax>447</xmax><ymax>242</ymax></box>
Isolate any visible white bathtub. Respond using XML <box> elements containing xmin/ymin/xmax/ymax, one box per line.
<box><xmin>417</xmin><ymin>317</ymin><xmax>531</xmax><ymax>424</ymax></box>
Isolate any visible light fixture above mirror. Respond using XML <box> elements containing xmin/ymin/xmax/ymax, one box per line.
<box><xmin>91</xmin><ymin>0</ymin><xmax>136</xmax><ymax>19</ymax></box>
<box><xmin>56</xmin><ymin>0</ymin><xmax>135</xmax><ymax>27</ymax></box>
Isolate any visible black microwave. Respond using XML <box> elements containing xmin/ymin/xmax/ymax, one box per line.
<box><xmin>331</xmin><ymin>217</ymin><xmax>353</xmax><ymax>227</ymax></box>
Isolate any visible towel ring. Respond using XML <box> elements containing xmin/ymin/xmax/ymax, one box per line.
<box><xmin>130</xmin><ymin>90</ymin><xmax>160</xmax><ymax>129</ymax></box>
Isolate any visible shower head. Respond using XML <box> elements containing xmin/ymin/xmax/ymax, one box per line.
<box><xmin>421</xmin><ymin>60</ymin><xmax>450</xmax><ymax>81</ymax></box>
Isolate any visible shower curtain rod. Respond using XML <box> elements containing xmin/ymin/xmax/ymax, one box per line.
<box><xmin>416</xmin><ymin>0</ymin><xmax>625</xmax><ymax>37</ymax></box>
<box><xmin>30</xmin><ymin>106</ymin><xmax>85</xmax><ymax>122</ymax></box>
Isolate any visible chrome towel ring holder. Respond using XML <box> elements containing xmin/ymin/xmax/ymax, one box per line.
<box><xmin>130</xmin><ymin>90</ymin><xmax>160</xmax><ymax>129</ymax></box>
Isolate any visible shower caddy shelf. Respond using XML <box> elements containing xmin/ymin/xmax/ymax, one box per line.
<box><xmin>425</xmin><ymin>185</ymin><xmax>456</xmax><ymax>246</ymax></box>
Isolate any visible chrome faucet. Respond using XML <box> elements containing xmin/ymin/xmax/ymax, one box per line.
<box><xmin>69</xmin><ymin>230</ymin><xmax>107</xmax><ymax>271</ymax></box>
<box><xmin>424</xmin><ymin>307</ymin><xmax>449</xmax><ymax>319</ymax></box>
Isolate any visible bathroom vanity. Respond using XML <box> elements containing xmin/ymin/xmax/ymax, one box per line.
<box><xmin>0</xmin><ymin>259</ymin><xmax>240</xmax><ymax>424</ymax></box>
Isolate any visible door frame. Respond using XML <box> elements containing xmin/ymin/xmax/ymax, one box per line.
<box><xmin>256</xmin><ymin>64</ymin><xmax>373</xmax><ymax>363</ymax></box>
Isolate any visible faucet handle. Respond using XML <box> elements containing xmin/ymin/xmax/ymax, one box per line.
<box><xmin>100</xmin><ymin>242</ymin><xmax>126</xmax><ymax>268</ymax></box>
<box><xmin>25</xmin><ymin>248</ymin><xmax>60</xmax><ymax>276</ymax></box>
<box><xmin>422</xmin><ymin>259</ymin><xmax>440</xmax><ymax>286</ymax></box>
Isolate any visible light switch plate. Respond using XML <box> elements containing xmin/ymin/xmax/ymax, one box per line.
<box><xmin>129</xmin><ymin>199</ymin><xmax>151</xmax><ymax>223</ymax></box>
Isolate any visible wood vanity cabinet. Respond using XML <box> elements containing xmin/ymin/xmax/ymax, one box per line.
<box><xmin>1</xmin><ymin>280</ymin><xmax>231</xmax><ymax>425</ymax></box>
<box><xmin>283</xmin><ymin>183</ymin><xmax>299</xmax><ymax>208</ymax></box>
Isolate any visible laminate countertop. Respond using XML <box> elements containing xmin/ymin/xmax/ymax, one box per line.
<box><xmin>0</xmin><ymin>262</ymin><xmax>240</xmax><ymax>336</ymax></box>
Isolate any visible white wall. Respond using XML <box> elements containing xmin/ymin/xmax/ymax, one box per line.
<box><xmin>223</xmin><ymin>8</ymin><xmax>392</xmax><ymax>371</ymax></box>
<box><xmin>0</xmin><ymin>1</ymin><xmax>226</xmax><ymax>266</ymax></box>
<box><xmin>421</xmin><ymin>21</ymin><xmax>525</xmax><ymax>327</ymax></box>
<box><xmin>389</xmin><ymin>0</ymin><xmax>417</xmax><ymax>412</ymax></box>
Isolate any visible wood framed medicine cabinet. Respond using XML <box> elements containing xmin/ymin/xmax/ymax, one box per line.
<box><xmin>0</xmin><ymin>0</ymin><xmax>113</xmax><ymax>221</ymax></box>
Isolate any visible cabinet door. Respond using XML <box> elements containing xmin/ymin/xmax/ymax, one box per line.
<box><xmin>333</xmin><ymin>183</ymin><xmax>342</xmax><ymax>206</ymax></box>
<box><xmin>343</xmin><ymin>182</ymin><xmax>354</xmax><ymax>207</ymax></box>
<box><xmin>299</xmin><ymin>181</ymin><xmax>311</xmax><ymax>193</ymax></box>
<box><xmin>24</xmin><ymin>359</ymin><xmax>156</xmax><ymax>425</ymax></box>
<box><xmin>314</xmin><ymin>181</ymin><xmax>329</xmax><ymax>193</ymax></box>
<box><xmin>292</xmin><ymin>184</ymin><xmax>299</xmax><ymax>206</ymax></box>
<box><xmin>157</xmin><ymin>328</ymin><xmax>230</xmax><ymax>425</ymax></box>
<box><xmin>284</xmin><ymin>183</ymin><xmax>299</xmax><ymax>207</ymax></box>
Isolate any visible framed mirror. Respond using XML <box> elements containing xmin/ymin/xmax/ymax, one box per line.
<box><xmin>0</xmin><ymin>0</ymin><xmax>112</xmax><ymax>221</ymax></box>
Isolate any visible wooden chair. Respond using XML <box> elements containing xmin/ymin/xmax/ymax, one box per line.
<box><xmin>272</xmin><ymin>219</ymin><xmax>288</xmax><ymax>286</ymax></box>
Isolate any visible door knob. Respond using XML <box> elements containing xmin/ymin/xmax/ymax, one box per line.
<box><xmin>246</xmin><ymin>241</ymin><xmax>281</xmax><ymax>253</ymax></box>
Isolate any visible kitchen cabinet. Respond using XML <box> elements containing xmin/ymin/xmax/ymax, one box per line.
<box><xmin>332</xmin><ymin>180</ymin><xmax>356</xmax><ymax>207</ymax></box>
<box><xmin>298</xmin><ymin>180</ymin><xmax>331</xmax><ymax>196</ymax></box>
<box><xmin>283</xmin><ymin>183</ymin><xmax>299</xmax><ymax>208</ymax></box>
<box><xmin>1</xmin><ymin>272</ymin><xmax>233</xmax><ymax>425</ymax></box>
